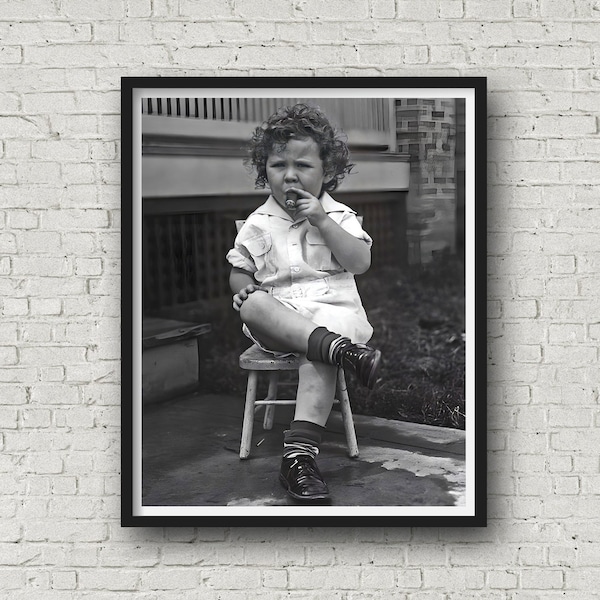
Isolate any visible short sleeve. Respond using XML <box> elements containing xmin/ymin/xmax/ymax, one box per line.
<box><xmin>338</xmin><ymin>212</ymin><xmax>373</xmax><ymax>247</ymax></box>
<box><xmin>225</xmin><ymin>223</ymin><xmax>258</xmax><ymax>273</ymax></box>
<box><xmin>226</xmin><ymin>247</ymin><xmax>257</xmax><ymax>273</ymax></box>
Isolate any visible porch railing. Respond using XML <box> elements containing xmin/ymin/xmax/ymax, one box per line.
<box><xmin>141</xmin><ymin>97</ymin><xmax>391</xmax><ymax>135</ymax></box>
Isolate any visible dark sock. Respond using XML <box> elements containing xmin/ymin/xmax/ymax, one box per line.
<box><xmin>283</xmin><ymin>420</ymin><xmax>325</xmax><ymax>459</ymax></box>
<box><xmin>306</xmin><ymin>326</ymin><xmax>352</xmax><ymax>364</ymax></box>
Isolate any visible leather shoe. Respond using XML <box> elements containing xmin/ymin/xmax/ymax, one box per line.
<box><xmin>279</xmin><ymin>455</ymin><xmax>330</xmax><ymax>501</ymax></box>
<box><xmin>339</xmin><ymin>343</ymin><xmax>382</xmax><ymax>389</ymax></box>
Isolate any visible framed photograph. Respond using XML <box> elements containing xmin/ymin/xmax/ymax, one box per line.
<box><xmin>122</xmin><ymin>77</ymin><xmax>486</xmax><ymax>526</ymax></box>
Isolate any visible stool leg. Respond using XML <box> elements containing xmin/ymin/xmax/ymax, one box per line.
<box><xmin>240</xmin><ymin>370</ymin><xmax>258</xmax><ymax>459</ymax></box>
<box><xmin>337</xmin><ymin>368</ymin><xmax>359</xmax><ymax>458</ymax></box>
<box><xmin>263</xmin><ymin>372</ymin><xmax>278</xmax><ymax>430</ymax></box>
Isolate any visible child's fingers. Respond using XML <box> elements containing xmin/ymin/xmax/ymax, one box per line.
<box><xmin>248</xmin><ymin>285</ymin><xmax>268</xmax><ymax>294</ymax></box>
<box><xmin>232</xmin><ymin>285</ymin><xmax>268</xmax><ymax>310</ymax></box>
<box><xmin>287</xmin><ymin>187</ymin><xmax>309</xmax><ymax>197</ymax></box>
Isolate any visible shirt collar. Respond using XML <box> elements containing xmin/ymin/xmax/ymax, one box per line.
<box><xmin>254</xmin><ymin>192</ymin><xmax>355</xmax><ymax>219</ymax></box>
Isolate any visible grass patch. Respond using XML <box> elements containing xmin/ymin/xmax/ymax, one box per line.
<box><xmin>350</xmin><ymin>253</ymin><xmax>465</xmax><ymax>429</ymax></box>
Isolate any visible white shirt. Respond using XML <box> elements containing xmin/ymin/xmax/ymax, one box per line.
<box><xmin>226</xmin><ymin>192</ymin><xmax>374</xmax><ymax>343</ymax></box>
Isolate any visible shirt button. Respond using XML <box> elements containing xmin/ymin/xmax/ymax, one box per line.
<box><xmin>292</xmin><ymin>267</ymin><xmax>300</xmax><ymax>273</ymax></box>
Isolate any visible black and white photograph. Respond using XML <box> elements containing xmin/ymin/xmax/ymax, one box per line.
<box><xmin>121</xmin><ymin>77</ymin><xmax>486</xmax><ymax>526</ymax></box>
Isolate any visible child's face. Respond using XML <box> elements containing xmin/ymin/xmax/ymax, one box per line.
<box><xmin>265</xmin><ymin>137</ymin><xmax>329</xmax><ymax>208</ymax></box>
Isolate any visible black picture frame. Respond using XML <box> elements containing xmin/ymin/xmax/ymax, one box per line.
<box><xmin>122</xmin><ymin>77</ymin><xmax>487</xmax><ymax>527</ymax></box>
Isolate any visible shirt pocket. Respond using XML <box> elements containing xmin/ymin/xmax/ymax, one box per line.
<box><xmin>244</xmin><ymin>233</ymin><xmax>273</xmax><ymax>275</ymax></box>
<box><xmin>305</xmin><ymin>229</ymin><xmax>341</xmax><ymax>272</ymax></box>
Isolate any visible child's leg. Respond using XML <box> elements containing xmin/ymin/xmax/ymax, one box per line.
<box><xmin>294</xmin><ymin>357</ymin><xmax>337</xmax><ymax>426</ymax></box>
<box><xmin>238</xmin><ymin>291</ymin><xmax>313</xmax><ymax>353</ymax></box>
<box><xmin>239</xmin><ymin>290</ymin><xmax>381</xmax><ymax>389</ymax></box>
<box><xmin>279</xmin><ymin>359</ymin><xmax>337</xmax><ymax>502</ymax></box>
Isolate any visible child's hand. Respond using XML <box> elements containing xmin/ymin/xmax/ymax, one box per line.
<box><xmin>232</xmin><ymin>284</ymin><xmax>267</xmax><ymax>311</ymax></box>
<box><xmin>288</xmin><ymin>188</ymin><xmax>328</xmax><ymax>227</ymax></box>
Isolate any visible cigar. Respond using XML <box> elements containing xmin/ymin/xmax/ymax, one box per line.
<box><xmin>285</xmin><ymin>191</ymin><xmax>298</xmax><ymax>209</ymax></box>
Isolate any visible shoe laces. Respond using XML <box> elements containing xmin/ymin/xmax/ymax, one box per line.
<box><xmin>289</xmin><ymin>457</ymin><xmax>320</xmax><ymax>483</ymax></box>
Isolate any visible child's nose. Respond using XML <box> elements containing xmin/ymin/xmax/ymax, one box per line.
<box><xmin>284</xmin><ymin>167</ymin><xmax>298</xmax><ymax>181</ymax></box>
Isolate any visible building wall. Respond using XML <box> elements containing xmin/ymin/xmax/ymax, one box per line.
<box><xmin>2</xmin><ymin>2</ymin><xmax>599</xmax><ymax>598</ymax></box>
<box><xmin>397</xmin><ymin>98</ymin><xmax>462</xmax><ymax>263</ymax></box>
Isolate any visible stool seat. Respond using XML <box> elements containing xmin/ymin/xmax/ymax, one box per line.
<box><xmin>237</xmin><ymin>344</ymin><xmax>359</xmax><ymax>460</ymax></box>
<box><xmin>239</xmin><ymin>345</ymin><xmax>299</xmax><ymax>371</ymax></box>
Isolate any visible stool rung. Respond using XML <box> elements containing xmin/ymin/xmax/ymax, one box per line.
<box><xmin>255</xmin><ymin>400</ymin><xmax>296</xmax><ymax>405</ymax></box>
<box><xmin>254</xmin><ymin>398</ymin><xmax>341</xmax><ymax>406</ymax></box>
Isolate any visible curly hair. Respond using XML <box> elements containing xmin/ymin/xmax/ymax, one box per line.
<box><xmin>245</xmin><ymin>103</ymin><xmax>354</xmax><ymax>193</ymax></box>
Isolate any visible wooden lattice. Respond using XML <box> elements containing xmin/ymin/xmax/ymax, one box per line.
<box><xmin>142</xmin><ymin>199</ymin><xmax>406</xmax><ymax>312</ymax></box>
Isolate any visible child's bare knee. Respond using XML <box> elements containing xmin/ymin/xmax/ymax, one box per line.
<box><xmin>239</xmin><ymin>290</ymin><xmax>268</xmax><ymax>319</ymax></box>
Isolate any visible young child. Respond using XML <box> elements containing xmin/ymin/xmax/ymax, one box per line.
<box><xmin>226</xmin><ymin>103</ymin><xmax>382</xmax><ymax>502</ymax></box>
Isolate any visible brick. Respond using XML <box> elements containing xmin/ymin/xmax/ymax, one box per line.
<box><xmin>51</xmin><ymin>571</ymin><xmax>77</xmax><ymax>590</ymax></box>
<box><xmin>488</xmin><ymin>570</ymin><xmax>519</xmax><ymax>589</ymax></box>
<box><xmin>358</xmin><ymin>566</ymin><xmax>395</xmax><ymax>588</ymax></box>
<box><xmin>562</xmin><ymin>161</ymin><xmax>600</xmax><ymax>183</ymax></box>
<box><xmin>21</xmin><ymin>409</ymin><xmax>52</xmax><ymax>429</ymax></box>
<box><xmin>515</xmin><ymin>277</ymin><xmax>545</xmax><ymax>298</ymax></box>
<box><xmin>0</xmin><ymin>343</ymin><xmax>18</xmax><ymax>365</ymax></box>
<box><xmin>439</xmin><ymin>0</ymin><xmax>463</xmax><ymax>18</ymax></box>
<box><xmin>504</xmin><ymin>300</ymin><xmax>538</xmax><ymax>319</ymax></box>
<box><xmin>204</xmin><ymin>567</ymin><xmax>261</xmax><ymax>590</ymax></box>
<box><xmin>74</xmin><ymin>258</ymin><xmax>103</xmax><ymax>276</ymax></box>
<box><xmin>552</xmin><ymin>429</ymin><xmax>600</xmax><ymax>452</ymax></box>
<box><xmin>513</xmin><ymin>344</ymin><xmax>543</xmax><ymax>363</ymax></box>
<box><xmin>18</xmin><ymin>231</ymin><xmax>62</xmax><ymax>254</ymax></box>
<box><xmin>0</xmin><ymin>233</ymin><xmax>17</xmax><ymax>254</ymax></box>
<box><xmin>78</xmin><ymin>570</ymin><xmax>139</xmax><ymax>591</ymax></box>
<box><xmin>292</xmin><ymin>0</ymin><xmax>368</xmax><ymax>19</ymax></box>
<box><xmin>549</xmin><ymin>408</ymin><xmax>593</xmax><ymax>428</ymax></box>
<box><xmin>0</xmin><ymin>162</ymin><xmax>16</xmax><ymax>185</ymax></box>
<box><xmin>9</xmin><ymin>210</ymin><xmax>40</xmax><ymax>229</ymax></box>
<box><xmin>550</xmin><ymin>256</ymin><xmax>577</xmax><ymax>274</ymax></box>
<box><xmin>541</xmin><ymin>0</ymin><xmax>576</xmax><ymax>16</ymax></box>
<box><xmin>44</xmin><ymin>210</ymin><xmax>109</xmax><ymax>230</ymax></box>
<box><xmin>12</xmin><ymin>257</ymin><xmax>72</xmax><ymax>277</ymax></box>
<box><xmin>30</xmin><ymin>298</ymin><xmax>62</xmax><ymax>316</ymax></box>
<box><xmin>179</xmin><ymin>0</ymin><xmax>237</xmax><ymax>17</ymax></box>
<box><xmin>553</xmin><ymin>476</ymin><xmax>580</xmax><ymax>495</ymax></box>
<box><xmin>522</xmin><ymin>568</ymin><xmax>564</xmax><ymax>589</ymax></box>
<box><xmin>545</xmin><ymin>345</ymin><xmax>596</xmax><ymax>365</ymax></box>
<box><xmin>404</xmin><ymin>46</ymin><xmax>429</xmax><ymax>64</ymax></box>
<box><xmin>371</xmin><ymin>0</ymin><xmax>396</xmax><ymax>18</ymax></box>
<box><xmin>548</xmin><ymin>455</ymin><xmax>574</xmax><ymax>473</ymax></box>
<box><xmin>262</xmin><ymin>569</ymin><xmax>287</xmax><ymax>588</ymax></box>
<box><xmin>424</xmin><ymin>567</ymin><xmax>484</xmax><ymax>589</ymax></box>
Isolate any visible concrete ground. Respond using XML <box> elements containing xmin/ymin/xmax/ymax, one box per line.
<box><xmin>142</xmin><ymin>391</ymin><xmax>466</xmax><ymax>508</ymax></box>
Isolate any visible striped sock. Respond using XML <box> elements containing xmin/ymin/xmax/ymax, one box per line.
<box><xmin>283</xmin><ymin>441</ymin><xmax>320</xmax><ymax>459</ymax></box>
<box><xmin>283</xmin><ymin>420</ymin><xmax>324</xmax><ymax>459</ymax></box>
<box><xmin>327</xmin><ymin>335</ymin><xmax>352</xmax><ymax>364</ymax></box>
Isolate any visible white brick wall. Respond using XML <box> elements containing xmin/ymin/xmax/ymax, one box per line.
<box><xmin>1</xmin><ymin>0</ymin><xmax>599</xmax><ymax>596</ymax></box>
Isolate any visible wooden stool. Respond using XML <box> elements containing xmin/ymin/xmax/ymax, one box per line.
<box><xmin>238</xmin><ymin>344</ymin><xmax>360</xmax><ymax>460</ymax></box>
